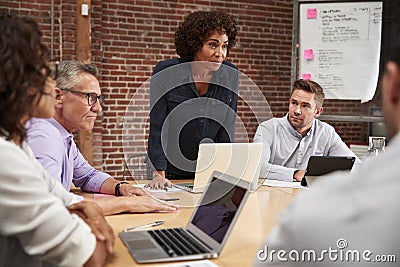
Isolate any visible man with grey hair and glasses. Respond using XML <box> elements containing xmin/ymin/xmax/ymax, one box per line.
<box><xmin>27</xmin><ymin>60</ymin><xmax>177</xmax><ymax>215</ymax></box>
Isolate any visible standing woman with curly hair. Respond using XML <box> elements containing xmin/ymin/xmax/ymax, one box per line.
<box><xmin>0</xmin><ymin>14</ymin><xmax>114</xmax><ymax>266</ymax></box>
<box><xmin>147</xmin><ymin>11</ymin><xmax>239</xmax><ymax>189</ymax></box>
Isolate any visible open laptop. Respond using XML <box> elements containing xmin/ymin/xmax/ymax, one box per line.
<box><xmin>174</xmin><ymin>143</ymin><xmax>262</xmax><ymax>193</ymax></box>
<box><xmin>119</xmin><ymin>171</ymin><xmax>251</xmax><ymax>263</ymax></box>
<box><xmin>301</xmin><ymin>156</ymin><xmax>356</xmax><ymax>187</ymax></box>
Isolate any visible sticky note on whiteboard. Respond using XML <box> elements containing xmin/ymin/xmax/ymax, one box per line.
<box><xmin>307</xmin><ymin>8</ymin><xmax>317</xmax><ymax>19</ymax></box>
<box><xmin>304</xmin><ymin>49</ymin><xmax>314</xmax><ymax>60</ymax></box>
<box><xmin>301</xmin><ymin>73</ymin><xmax>312</xmax><ymax>80</ymax></box>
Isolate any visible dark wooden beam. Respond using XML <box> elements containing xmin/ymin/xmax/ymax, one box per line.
<box><xmin>76</xmin><ymin>0</ymin><xmax>93</xmax><ymax>165</ymax></box>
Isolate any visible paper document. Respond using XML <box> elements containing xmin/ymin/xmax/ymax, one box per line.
<box><xmin>299</xmin><ymin>2</ymin><xmax>382</xmax><ymax>101</ymax></box>
<box><xmin>134</xmin><ymin>183</ymin><xmax>183</xmax><ymax>193</ymax></box>
<box><xmin>263</xmin><ymin>179</ymin><xmax>305</xmax><ymax>189</ymax></box>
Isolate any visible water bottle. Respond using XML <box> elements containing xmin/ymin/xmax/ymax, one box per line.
<box><xmin>366</xmin><ymin>137</ymin><xmax>386</xmax><ymax>158</ymax></box>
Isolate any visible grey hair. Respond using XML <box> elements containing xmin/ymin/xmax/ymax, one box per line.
<box><xmin>56</xmin><ymin>60</ymin><xmax>98</xmax><ymax>90</ymax></box>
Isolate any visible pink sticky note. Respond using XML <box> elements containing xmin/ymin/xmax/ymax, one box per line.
<box><xmin>301</xmin><ymin>73</ymin><xmax>312</xmax><ymax>80</ymax></box>
<box><xmin>307</xmin><ymin>8</ymin><xmax>317</xmax><ymax>19</ymax></box>
<box><xmin>304</xmin><ymin>49</ymin><xmax>314</xmax><ymax>60</ymax></box>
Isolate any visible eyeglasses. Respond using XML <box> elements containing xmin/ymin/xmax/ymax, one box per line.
<box><xmin>61</xmin><ymin>88</ymin><xmax>105</xmax><ymax>106</ymax></box>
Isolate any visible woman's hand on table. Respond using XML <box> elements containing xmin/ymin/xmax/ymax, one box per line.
<box><xmin>145</xmin><ymin>170</ymin><xmax>173</xmax><ymax>189</ymax></box>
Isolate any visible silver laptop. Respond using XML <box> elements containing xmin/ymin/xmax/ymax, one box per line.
<box><xmin>301</xmin><ymin>156</ymin><xmax>356</xmax><ymax>187</ymax></box>
<box><xmin>119</xmin><ymin>171</ymin><xmax>250</xmax><ymax>263</ymax></box>
<box><xmin>174</xmin><ymin>143</ymin><xmax>262</xmax><ymax>193</ymax></box>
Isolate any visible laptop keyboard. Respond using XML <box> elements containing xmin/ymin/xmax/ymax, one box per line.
<box><xmin>149</xmin><ymin>228</ymin><xmax>210</xmax><ymax>257</ymax></box>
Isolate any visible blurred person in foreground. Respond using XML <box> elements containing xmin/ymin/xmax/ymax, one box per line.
<box><xmin>0</xmin><ymin>14</ymin><xmax>113</xmax><ymax>266</ymax></box>
<box><xmin>27</xmin><ymin>60</ymin><xmax>178</xmax><ymax>215</ymax></box>
<box><xmin>253</xmin><ymin>1</ymin><xmax>400</xmax><ymax>266</ymax></box>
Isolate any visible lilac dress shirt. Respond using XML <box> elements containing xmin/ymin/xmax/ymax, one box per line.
<box><xmin>26</xmin><ymin>118</ymin><xmax>110</xmax><ymax>192</ymax></box>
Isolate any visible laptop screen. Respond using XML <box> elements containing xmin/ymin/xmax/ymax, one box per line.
<box><xmin>190</xmin><ymin>177</ymin><xmax>246</xmax><ymax>243</ymax></box>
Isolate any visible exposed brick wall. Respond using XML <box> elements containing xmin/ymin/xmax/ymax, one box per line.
<box><xmin>1</xmin><ymin>0</ymin><xmax>377</xmax><ymax>179</ymax></box>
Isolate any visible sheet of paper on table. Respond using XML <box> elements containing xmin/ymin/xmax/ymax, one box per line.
<box><xmin>92</xmin><ymin>183</ymin><xmax>183</xmax><ymax>199</ymax></box>
<box><xmin>262</xmin><ymin>179</ymin><xmax>306</xmax><ymax>189</ymax></box>
<box><xmin>133</xmin><ymin>183</ymin><xmax>184</xmax><ymax>193</ymax></box>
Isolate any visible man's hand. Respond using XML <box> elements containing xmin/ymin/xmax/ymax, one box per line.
<box><xmin>293</xmin><ymin>170</ymin><xmax>306</xmax><ymax>182</ymax></box>
<box><xmin>68</xmin><ymin>200</ymin><xmax>114</xmax><ymax>254</ymax></box>
<box><xmin>119</xmin><ymin>184</ymin><xmax>146</xmax><ymax>196</ymax></box>
<box><xmin>93</xmin><ymin>194</ymin><xmax>179</xmax><ymax>215</ymax></box>
<box><xmin>145</xmin><ymin>171</ymin><xmax>173</xmax><ymax>189</ymax></box>
<box><xmin>122</xmin><ymin>195</ymin><xmax>179</xmax><ymax>213</ymax></box>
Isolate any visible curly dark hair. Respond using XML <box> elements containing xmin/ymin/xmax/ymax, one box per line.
<box><xmin>175</xmin><ymin>10</ymin><xmax>237</xmax><ymax>62</ymax></box>
<box><xmin>0</xmin><ymin>14</ymin><xmax>50</xmax><ymax>145</ymax></box>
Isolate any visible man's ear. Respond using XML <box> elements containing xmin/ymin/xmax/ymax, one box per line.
<box><xmin>55</xmin><ymin>87</ymin><xmax>63</xmax><ymax>107</ymax></box>
<box><xmin>385</xmin><ymin>61</ymin><xmax>400</xmax><ymax>105</ymax></box>
<box><xmin>314</xmin><ymin>106</ymin><xmax>323</xmax><ymax>118</ymax></box>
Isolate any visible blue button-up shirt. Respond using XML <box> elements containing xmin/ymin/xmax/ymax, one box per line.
<box><xmin>148</xmin><ymin>58</ymin><xmax>239</xmax><ymax>177</ymax></box>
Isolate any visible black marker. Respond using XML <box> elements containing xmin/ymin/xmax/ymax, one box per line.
<box><xmin>160</xmin><ymin>198</ymin><xmax>180</xmax><ymax>201</ymax></box>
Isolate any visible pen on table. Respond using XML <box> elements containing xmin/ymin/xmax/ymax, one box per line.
<box><xmin>123</xmin><ymin>221</ymin><xmax>165</xmax><ymax>232</ymax></box>
<box><xmin>160</xmin><ymin>198</ymin><xmax>180</xmax><ymax>201</ymax></box>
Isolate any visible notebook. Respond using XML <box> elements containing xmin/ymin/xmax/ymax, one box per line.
<box><xmin>301</xmin><ymin>156</ymin><xmax>356</xmax><ymax>187</ymax></box>
<box><xmin>174</xmin><ymin>143</ymin><xmax>262</xmax><ymax>193</ymax></box>
<box><xmin>119</xmin><ymin>171</ymin><xmax>250</xmax><ymax>264</ymax></box>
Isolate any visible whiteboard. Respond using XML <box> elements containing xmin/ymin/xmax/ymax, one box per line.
<box><xmin>297</xmin><ymin>1</ymin><xmax>382</xmax><ymax>101</ymax></box>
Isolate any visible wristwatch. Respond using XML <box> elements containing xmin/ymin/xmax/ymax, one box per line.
<box><xmin>115</xmin><ymin>181</ymin><xmax>129</xmax><ymax>196</ymax></box>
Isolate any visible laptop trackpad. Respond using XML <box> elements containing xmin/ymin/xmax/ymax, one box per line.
<box><xmin>125</xmin><ymin>237</ymin><xmax>170</xmax><ymax>260</ymax></box>
<box><xmin>127</xmin><ymin>239</ymin><xmax>157</xmax><ymax>250</ymax></box>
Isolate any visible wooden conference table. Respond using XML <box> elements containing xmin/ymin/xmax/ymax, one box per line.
<box><xmin>76</xmin><ymin>180</ymin><xmax>303</xmax><ymax>267</ymax></box>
